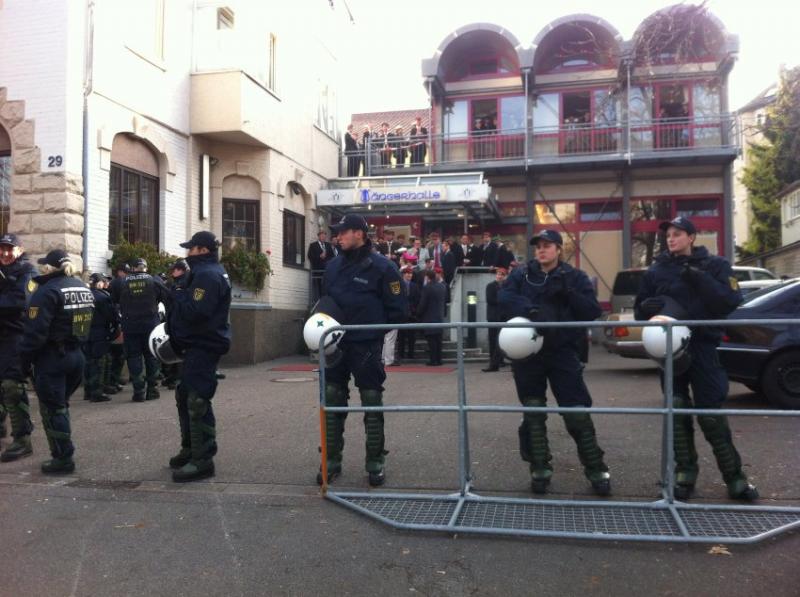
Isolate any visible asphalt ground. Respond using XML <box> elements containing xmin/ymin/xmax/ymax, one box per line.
<box><xmin>1</xmin><ymin>346</ymin><xmax>798</xmax><ymax>596</ymax></box>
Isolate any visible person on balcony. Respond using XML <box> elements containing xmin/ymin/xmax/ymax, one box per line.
<box><xmin>344</xmin><ymin>123</ymin><xmax>360</xmax><ymax>177</ymax></box>
<box><xmin>392</xmin><ymin>125</ymin><xmax>408</xmax><ymax>168</ymax></box>
<box><xmin>377</xmin><ymin>122</ymin><xmax>393</xmax><ymax>167</ymax></box>
<box><xmin>409</xmin><ymin>116</ymin><xmax>428</xmax><ymax>166</ymax></box>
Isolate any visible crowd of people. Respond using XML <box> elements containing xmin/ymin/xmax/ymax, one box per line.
<box><xmin>0</xmin><ymin>231</ymin><xmax>231</xmax><ymax>483</ymax></box>
<box><xmin>344</xmin><ymin>116</ymin><xmax>429</xmax><ymax>175</ymax></box>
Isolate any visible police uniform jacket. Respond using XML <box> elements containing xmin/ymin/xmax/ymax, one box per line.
<box><xmin>323</xmin><ymin>242</ymin><xmax>408</xmax><ymax>343</ymax></box>
<box><xmin>88</xmin><ymin>288</ymin><xmax>120</xmax><ymax>343</ymax></box>
<box><xmin>168</xmin><ymin>253</ymin><xmax>232</xmax><ymax>356</ymax></box>
<box><xmin>499</xmin><ymin>260</ymin><xmax>602</xmax><ymax>352</ymax></box>
<box><xmin>111</xmin><ymin>272</ymin><xmax>170</xmax><ymax>334</ymax></box>
<box><xmin>633</xmin><ymin>246</ymin><xmax>742</xmax><ymax>342</ymax></box>
<box><xmin>0</xmin><ymin>256</ymin><xmax>37</xmax><ymax>379</ymax></box>
<box><xmin>20</xmin><ymin>271</ymin><xmax>94</xmax><ymax>366</ymax></box>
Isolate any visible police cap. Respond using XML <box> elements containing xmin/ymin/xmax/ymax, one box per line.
<box><xmin>0</xmin><ymin>233</ymin><xmax>21</xmax><ymax>248</ymax></box>
<box><xmin>37</xmin><ymin>249</ymin><xmax>72</xmax><ymax>267</ymax></box>
<box><xmin>659</xmin><ymin>216</ymin><xmax>697</xmax><ymax>235</ymax></box>
<box><xmin>180</xmin><ymin>230</ymin><xmax>220</xmax><ymax>250</ymax></box>
<box><xmin>330</xmin><ymin>213</ymin><xmax>369</xmax><ymax>235</ymax></box>
<box><xmin>530</xmin><ymin>229</ymin><xmax>563</xmax><ymax>246</ymax></box>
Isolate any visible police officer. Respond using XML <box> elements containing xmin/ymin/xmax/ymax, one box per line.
<box><xmin>83</xmin><ymin>273</ymin><xmax>119</xmax><ymax>403</ymax></box>
<box><xmin>20</xmin><ymin>250</ymin><xmax>94</xmax><ymax>474</ymax></box>
<box><xmin>318</xmin><ymin>213</ymin><xmax>408</xmax><ymax>487</ymax></box>
<box><xmin>161</xmin><ymin>259</ymin><xmax>188</xmax><ymax>391</ymax></box>
<box><xmin>0</xmin><ymin>234</ymin><xmax>37</xmax><ymax>462</ymax></box>
<box><xmin>104</xmin><ymin>263</ymin><xmax>128</xmax><ymax>394</ymax></box>
<box><xmin>499</xmin><ymin>230</ymin><xmax>611</xmax><ymax>495</ymax></box>
<box><xmin>111</xmin><ymin>257</ymin><xmax>169</xmax><ymax>402</ymax></box>
<box><xmin>167</xmin><ymin>231</ymin><xmax>231</xmax><ymax>482</ymax></box>
<box><xmin>634</xmin><ymin>216</ymin><xmax>758</xmax><ymax>501</ymax></box>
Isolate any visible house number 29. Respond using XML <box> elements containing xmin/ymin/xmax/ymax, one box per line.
<box><xmin>47</xmin><ymin>155</ymin><xmax>63</xmax><ymax>167</ymax></box>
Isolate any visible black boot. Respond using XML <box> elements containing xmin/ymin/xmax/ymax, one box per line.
<box><xmin>698</xmin><ymin>414</ymin><xmax>758</xmax><ymax>501</ymax></box>
<box><xmin>519</xmin><ymin>397</ymin><xmax>553</xmax><ymax>494</ymax></box>
<box><xmin>361</xmin><ymin>389</ymin><xmax>387</xmax><ymax>485</ymax></box>
<box><xmin>562</xmin><ymin>411</ymin><xmax>611</xmax><ymax>496</ymax></box>
<box><xmin>672</xmin><ymin>395</ymin><xmax>698</xmax><ymax>499</ymax></box>
<box><xmin>317</xmin><ymin>384</ymin><xmax>347</xmax><ymax>485</ymax></box>
<box><xmin>172</xmin><ymin>392</ymin><xmax>216</xmax><ymax>483</ymax></box>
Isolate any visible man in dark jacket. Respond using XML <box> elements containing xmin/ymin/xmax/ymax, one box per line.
<box><xmin>83</xmin><ymin>273</ymin><xmax>119</xmax><ymax>403</ymax></box>
<box><xmin>398</xmin><ymin>266</ymin><xmax>421</xmax><ymax>360</ymax></box>
<box><xmin>499</xmin><ymin>229</ymin><xmax>610</xmax><ymax>496</ymax></box>
<box><xmin>319</xmin><ymin>213</ymin><xmax>408</xmax><ymax>487</ymax></box>
<box><xmin>482</xmin><ymin>267</ymin><xmax>508</xmax><ymax>372</ymax></box>
<box><xmin>344</xmin><ymin>123</ymin><xmax>360</xmax><ymax>177</ymax></box>
<box><xmin>111</xmin><ymin>258</ymin><xmax>170</xmax><ymax>402</ymax></box>
<box><xmin>21</xmin><ymin>250</ymin><xmax>94</xmax><ymax>474</ymax></box>
<box><xmin>409</xmin><ymin>116</ymin><xmax>428</xmax><ymax>166</ymax></box>
<box><xmin>441</xmin><ymin>240</ymin><xmax>457</xmax><ymax>287</ymax></box>
<box><xmin>478</xmin><ymin>231</ymin><xmax>499</xmax><ymax>267</ymax></box>
<box><xmin>634</xmin><ymin>216</ymin><xmax>757</xmax><ymax>501</ymax></box>
<box><xmin>308</xmin><ymin>230</ymin><xmax>335</xmax><ymax>300</ymax></box>
<box><xmin>167</xmin><ymin>231</ymin><xmax>232</xmax><ymax>483</ymax></box>
<box><xmin>417</xmin><ymin>270</ymin><xmax>447</xmax><ymax>366</ymax></box>
<box><xmin>0</xmin><ymin>234</ymin><xmax>37</xmax><ymax>462</ymax></box>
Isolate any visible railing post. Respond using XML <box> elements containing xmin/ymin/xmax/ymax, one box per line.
<box><xmin>456</xmin><ymin>325</ymin><xmax>471</xmax><ymax>496</ymax></box>
<box><xmin>662</xmin><ymin>321</ymin><xmax>676</xmax><ymax>503</ymax></box>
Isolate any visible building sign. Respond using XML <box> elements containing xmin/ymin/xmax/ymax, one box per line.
<box><xmin>316</xmin><ymin>183</ymin><xmax>489</xmax><ymax>207</ymax></box>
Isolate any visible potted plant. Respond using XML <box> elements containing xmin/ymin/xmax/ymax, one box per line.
<box><xmin>220</xmin><ymin>244</ymin><xmax>273</xmax><ymax>298</ymax></box>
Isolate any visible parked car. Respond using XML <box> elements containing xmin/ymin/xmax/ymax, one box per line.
<box><xmin>718</xmin><ymin>279</ymin><xmax>800</xmax><ymax>409</ymax></box>
<box><xmin>602</xmin><ymin>265</ymin><xmax>784</xmax><ymax>359</ymax></box>
<box><xmin>730</xmin><ymin>265</ymin><xmax>781</xmax><ymax>295</ymax></box>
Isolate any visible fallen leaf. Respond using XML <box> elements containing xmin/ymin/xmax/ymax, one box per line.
<box><xmin>708</xmin><ymin>545</ymin><xmax>732</xmax><ymax>556</ymax></box>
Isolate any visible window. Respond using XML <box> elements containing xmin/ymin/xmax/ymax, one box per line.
<box><xmin>127</xmin><ymin>0</ymin><xmax>165</xmax><ymax>62</ymax></box>
<box><xmin>283</xmin><ymin>210</ymin><xmax>305</xmax><ymax>267</ymax></box>
<box><xmin>0</xmin><ymin>153</ymin><xmax>10</xmax><ymax>236</ymax></box>
<box><xmin>108</xmin><ymin>164</ymin><xmax>159</xmax><ymax>247</ymax></box>
<box><xmin>535</xmin><ymin>202</ymin><xmax>576</xmax><ymax>225</ymax></box>
<box><xmin>787</xmin><ymin>189</ymin><xmax>800</xmax><ymax>220</ymax></box>
<box><xmin>533</xmin><ymin>93</ymin><xmax>559</xmax><ymax>130</ymax></box>
<box><xmin>500</xmin><ymin>96</ymin><xmax>525</xmax><ymax>131</ymax></box>
<box><xmin>444</xmin><ymin>100</ymin><xmax>468</xmax><ymax>138</ymax></box>
<box><xmin>580</xmin><ymin>201</ymin><xmax>622</xmax><ymax>222</ymax></box>
<box><xmin>316</xmin><ymin>79</ymin><xmax>338</xmax><ymax>138</ymax></box>
<box><xmin>222</xmin><ymin>199</ymin><xmax>259</xmax><ymax>252</ymax></box>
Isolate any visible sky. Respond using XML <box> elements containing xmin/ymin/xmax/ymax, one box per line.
<box><xmin>334</xmin><ymin>0</ymin><xmax>800</xmax><ymax>118</ymax></box>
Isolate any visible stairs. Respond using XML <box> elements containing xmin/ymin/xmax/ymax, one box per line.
<box><xmin>395</xmin><ymin>337</ymin><xmax>487</xmax><ymax>364</ymax></box>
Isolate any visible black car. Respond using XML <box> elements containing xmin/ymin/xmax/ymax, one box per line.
<box><xmin>717</xmin><ymin>279</ymin><xmax>800</xmax><ymax>409</ymax></box>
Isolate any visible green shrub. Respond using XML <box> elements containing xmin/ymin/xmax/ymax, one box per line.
<box><xmin>107</xmin><ymin>240</ymin><xmax>180</xmax><ymax>276</ymax></box>
<box><xmin>220</xmin><ymin>244</ymin><xmax>272</xmax><ymax>292</ymax></box>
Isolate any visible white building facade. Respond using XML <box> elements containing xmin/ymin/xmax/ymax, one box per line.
<box><xmin>0</xmin><ymin>0</ymin><xmax>347</xmax><ymax>362</ymax></box>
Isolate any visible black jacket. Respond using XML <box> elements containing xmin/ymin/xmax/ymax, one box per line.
<box><xmin>485</xmin><ymin>280</ymin><xmax>505</xmax><ymax>322</ymax></box>
<box><xmin>417</xmin><ymin>281</ymin><xmax>447</xmax><ymax>335</ymax></box>
<box><xmin>168</xmin><ymin>253</ymin><xmax>232</xmax><ymax>356</ymax></box>
<box><xmin>478</xmin><ymin>241</ymin><xmax>499</xmax><ymax>267</ymax></box>
<box><xmin>89</xmin><ymin>288</ymin><xmax>120</xmax><ymax>343</ymax></box>
<box><xmin>20</xmin><ymin>271</ymin><xmax>94</xmax><ymax>365</ymax></box>
<box><xmin>308</xmin><ymin>240</ymin><xmax>335</xmax><ymax>271</ymax></box>
<box><xmin>442</xmin><ymin>251</ymin><xmax>457</xmax><ymax>285</ymax></box>
<box><xmin>0</xmin><ymin>256</ymin><xmax>36</xmax><ymax>337</ymax></box>
<box><xmin>111</xmin><ymin>272</ymin><xmax>170</xmax><ymax>334</ymax></box>
<box><xmin>495</xmin><ymin>244</ymin><xmax>515</xmax><ymax>269</ymax></box>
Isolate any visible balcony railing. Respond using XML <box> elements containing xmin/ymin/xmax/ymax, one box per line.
<box><xmin>338</xmin><ymin>115</ymin><xmax>738</xmax><ymax>177</ymax></box>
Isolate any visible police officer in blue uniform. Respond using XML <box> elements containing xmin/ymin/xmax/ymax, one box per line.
<box><xmin>111</xmin><ymin>257</ymin><xmax>170</xmax><ymax>402</ymax></box>
<box><xmin>499</xmin><ymin>230</ymin><xmax>611</xmax><ymax>495</ymax></box>
<box><xmin>20</xmin><ymin>250</ymin><xmax>94</xmax><ymax>474</ymax></box>
<box><xmin>319</xmin><ymin>213</ymin><xmax>408</xmax><ymax>486</ymax></box>
<box><xmin>104</xmin><ymin>262</ymin><xmax>129</xmax><ymax>395</ymax></box>
<box><xmin>0</xmin><ymin>234</ymin><xmax>37</xmax><ymax>462</ymax></box>
<box><xmin>634</xmin><ymin>216</ymin><xmax>758</xmax><ymax>501</ymax></box>
<box><xmin>167</xmin><ymin>231</ymin><xmax>231</xmax><ymax>483</ymax></box>
<box><xmin>160</xmin><ymin>259</ymin><xmax>188</xmax><ymax>391</ymax></box>
<box><xmin>83</xmin><ymin>273</ymin><xmax>119</xmax><ymax>403</ymax></box>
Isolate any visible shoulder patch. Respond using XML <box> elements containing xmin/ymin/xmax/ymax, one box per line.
<box><xmin>729</xmin><ymin>276</ymin><xmax>740</xmax><ymax>291</ymax></box>
<box><xmin>28</xmin><ymin>306</ymin><xmax>39</xmax><ymax>319</ymax></box>
<box><xmin>193</xmin><ymin>288</ymin><xmax>206</xmax><ymax>301</ymax></box>
<box><xmin>389</xmin><ymin>281</ymin><xmax>401</xmax><ymax>295</ymax></box>
<box><xmin>27</xmin><ymin>279</ymin><xmax>38</xmax><ymax>293</ymax></box>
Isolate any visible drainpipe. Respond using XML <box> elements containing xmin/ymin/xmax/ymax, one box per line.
<box><xmin>81</xmin><ymin>0</ymin><xmax>95</xmax><ymax>272</ymax></box>
<box><xmin>524</xmin><ymin>69</ymin><xmax>529</xmax><ymax>168</ymax></box>
<box><xmin>427</xmin><ymin>78</ymin><xmax>433</xmax><ymax>174</ymax></box>
<box><xmin>626</xmin><ymin>60</ymin><xmax>632</xmax><ymax>165</ymax></box>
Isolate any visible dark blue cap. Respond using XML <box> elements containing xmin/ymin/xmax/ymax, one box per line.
<box><xmin>180</xmin><ymin>230</ymin><xmax>220</xmax><ymax>250</ymax></box>
<box><xmin>37</xmin><ymin>249</ymin><xmax>72</xmax><ymax>267</ymax></box>
<box><xmin>330</xmin><ymin>213</ymin><xmax>369</xmax><ymax>235</ymax></box>
<box><xmin>530</xmin><ymin>229</ymin><xmax>563</xmax><ymax>246</ymax></box>
<box><xmin>0</xmin><ymin>233</ymin><xmax>21</xmax><ymax>247</ymax></box>
<box><xmin>659</xmin><ymin>216</ymin><xmax>696</xmax><ymax>235</ymax></box>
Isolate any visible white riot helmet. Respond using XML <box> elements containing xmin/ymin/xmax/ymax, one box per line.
<box><xmin>303</xmin><ymin>312</ymin><xmax>345</xmax><ymax>355</ymax></box>
<box><xmin>148</xmin><ymin>322</ymin><xmax>183</xmax><ymax>364</ymax></box>
<box><xmin>499</xmin><ymin>317</ymin><xmax>544</xmax><ymax>360</ymax></box>
<box><xmin>642</xmin><ymin>315</ymin><xmax>691</xmax><ymax>373</ymax></box>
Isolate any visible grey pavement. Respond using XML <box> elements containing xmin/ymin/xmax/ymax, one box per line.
<box><xmin>1</xmin><ymin>346</ymin><xmax>799</xmax><ymax>596</ymax></box>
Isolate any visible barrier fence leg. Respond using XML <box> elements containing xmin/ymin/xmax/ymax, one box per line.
<box><xmin>457</xmin><ymin>326</ymin><xmax>471</xmax><ymax>496</ymax></box>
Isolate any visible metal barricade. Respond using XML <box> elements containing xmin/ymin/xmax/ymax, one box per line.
<box><xmin>316</xmin><ymin>318</ymin><xmax>800</xmax><ymax>543</ymax></box>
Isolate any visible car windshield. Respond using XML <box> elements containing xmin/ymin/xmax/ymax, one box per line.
<box><xmin>741</xmin><ymin>280</ymin><xmax>800</xmax><ymax>307</ymax></box>
<box><xmin>613</xmin><ymin>271</ymin><xmax>644</xmax><ymax>295</ymax></box>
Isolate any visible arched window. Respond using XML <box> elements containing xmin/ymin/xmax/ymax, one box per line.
<box><xmin>108</xmin><ymin>134</ymin><xmax>160</xmax><ymax>246</ymax></box>
<box><xmin>0</xmin><ymin>125</ymin><xmax>11</xmax><ymax>236</ymax></box>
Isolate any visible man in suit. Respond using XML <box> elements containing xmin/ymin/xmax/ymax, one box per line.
<box><xmin>378</xmin><ymin>230</ymin><xmax>403</xmax><ymax>265</ymax></box>
<box><xmin>377</xmin><ymin>122</ymin><xmax>393</xmax><ymax>167</ymax></box>
<box><xmin>479</xmin><ymin>231</ymin><xmax>499</xmax><ymax>267</ymax></box>
<box><xmin>392</xmin><ymin>125</ymin><xmax>407</xmax><ymax>168</ymax></box>
<box><xmin>495</xmin><ymin>240</ymin><xmax>515</xmax><ymax>270</ymax></box>
<box><xmin>344</xmin><ymin>123</ymin><xmax>360</xmax><ymax>177</ymax></box>
<box><xmin>427</xmin><ymin>232</ymin><xmax>443</xmax><ymax>269</ymax></box>
<box><xmin>397</xmin><ymin>266</ymin><xmax>421</xmax><ymax>361</ymax></box>
<box><xmin>482</xmin><ymin>267</ymin><xmax>509</xmax><ymax>372</ymax></box>
<box><xmin>441</xmin><ymin>240</ymin><xmax>457</xmax><ymax>286</ymax></box>
<box><xmin>307</xmin><ymin>231</ymin><xmax>335</xmax><ymax>299</ymax></box>
<box><xmin>409</xmin><ymin>116</ymin><xmax>428</xmax><ymax>166</ymax></box>
<box><xmin>417</xmin><ymin>270</ymin><xmax>446</xmax><ymax>366</ymax></box>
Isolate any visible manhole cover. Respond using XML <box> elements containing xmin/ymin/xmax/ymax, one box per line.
<box><xmin>271</xmin><ymin>377</ymin><xmax>317</xmax><ymax>383</ymax></box>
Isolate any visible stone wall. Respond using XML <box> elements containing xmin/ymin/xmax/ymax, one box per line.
<box><xmin>222</xmin><ymin>304</ymin><xmax>308</xmax><ymax>365</ymax></box>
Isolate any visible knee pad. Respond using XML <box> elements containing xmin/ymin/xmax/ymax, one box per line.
<box><xmin>562</xmin><ymin>411</ymin><xmax>593</xmax><ymax>435</ymax></box>
<box><xmin>187</xmin><ymin>393</ymin><xmax>209</xmax><ymax>420</ymax></box>
<box><xmin>324</xmin><ymin>384</ymin><xmax>348</xmax><ymax>408</ymax></box>
<box><xmin>0</xmin><ymin>379</ymin><xmax>25</xmax><ymax>405</ymax></box>
<box><xmin>359</xmin><ymin>389</ymin><xmax>383</xmax><ymax>407</ymax></box>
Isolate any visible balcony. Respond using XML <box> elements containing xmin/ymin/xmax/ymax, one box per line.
<box><xmin>338</xmin><ymin>115</ymin><xmax>739</xmax><ymax>177</ymax></box>
<box><xmin>190</xmin><ymin>70</ymin><xmax>280</xmax><ymax>147</ymax></box>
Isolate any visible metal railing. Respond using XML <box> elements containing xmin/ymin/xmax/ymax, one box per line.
<box><xmin>316</xmin><ymin>317</ymin><xmax>800</xmax><ymax>543</ymax></box>
<box><xmin>337</xmin><ymin>115</ymin><xmax>738</xmax><ymax>176</ymax></box>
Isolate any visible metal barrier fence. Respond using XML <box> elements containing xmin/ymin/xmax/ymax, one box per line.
<box><xmin>316</xmin><ymin>318</ymin><xmax>800</xmax><ymax>543</ymax></box>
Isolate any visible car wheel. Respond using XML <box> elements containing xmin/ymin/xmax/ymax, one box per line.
<box><xmin>761</xmin><ymin>351</ymin><xmax>800</xmax><ymax>410</ymax></box>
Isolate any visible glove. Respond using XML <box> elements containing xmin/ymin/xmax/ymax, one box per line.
<box><xmin>639</xmin><ymin>297</ymin><xmax>665</xmax><ymax>318</ymax></box>
<box><xmin>680</xmin><ymin>263</ymin><xmax>705</xmax><ymax>285</ymax></box>
<box><xmin>544</xmin><ymin>275</ymin><xmax>569</xmax><ymax>300</ymax></box>
<box><xmin>527</xmin><ymin>307</ymin><xmax>540</xmax><ymax>321</ymax></box>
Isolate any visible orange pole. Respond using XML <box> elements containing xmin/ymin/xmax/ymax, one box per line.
<box><xmin>319</xmin><ymin>406</ymin><xmax>328</xmax><ymax>495</ymax></box>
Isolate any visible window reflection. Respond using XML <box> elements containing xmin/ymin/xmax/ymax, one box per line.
<box><xmin>535</xmin><ymin>202</ymin><xmax>576</xmax><ymax>225</ymax></box>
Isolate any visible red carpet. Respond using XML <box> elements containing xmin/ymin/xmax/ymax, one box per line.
<box><xmin>271</xmin><ymin>363</ymin><xmax>455</xmax><ymax>373</ymax></box>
